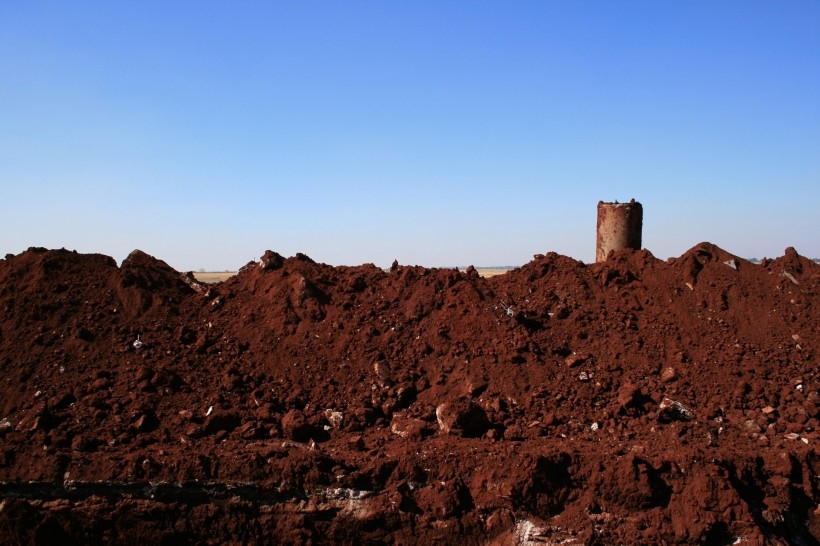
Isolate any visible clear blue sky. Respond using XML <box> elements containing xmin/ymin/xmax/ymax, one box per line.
<box><xmin>2</xmin><ymin>2</ymin><xmax>819</xmax><ymax>270</ymax></box>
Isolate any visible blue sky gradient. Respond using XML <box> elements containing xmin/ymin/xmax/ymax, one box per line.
<box><xmin>2</xmin><ymin>2</ymin><xmax>819</xmax><ymax>270</ymax></box>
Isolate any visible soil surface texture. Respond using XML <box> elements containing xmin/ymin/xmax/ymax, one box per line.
<box><xmin>0</xmin><ymin>244</ymin><xmax>818</xmax><ymax>545</ymax></box>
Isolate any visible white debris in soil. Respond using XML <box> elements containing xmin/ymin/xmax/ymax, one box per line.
<box><xmin>513</xmin><ymin>519</ymin><xmax>583</xmax><ymax>545</ymax></box>
<box><xmin>659</xmin><ymin>397</ymin><xmax>695</xmax><ymax>421</ymax></box>
<box><xmin>782</xmin><ymin>271</ymin><xmax>799</xmax><ymax>285</ymax></box>
<box><xmin>324</xmin><ymin>409</ymin><xmax>343</xmax><ymax>428</ymax></box>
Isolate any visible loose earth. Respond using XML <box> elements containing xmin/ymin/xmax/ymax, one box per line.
<box><xmin>0</xmin><ymin>244</ymin><xmax>817</xmax><ymax>545</ymax></box>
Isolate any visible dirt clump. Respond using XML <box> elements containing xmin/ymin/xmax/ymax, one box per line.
<box><xmin>0</xmin><ymin>243</ymin><xmax>818</xmax><ymax>545</ymax></box>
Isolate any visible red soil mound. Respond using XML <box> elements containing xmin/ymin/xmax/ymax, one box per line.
<box><xmin>0</xmin><ymin>243</ymin><xmax>817</xmax><ymax>545</ymax></box>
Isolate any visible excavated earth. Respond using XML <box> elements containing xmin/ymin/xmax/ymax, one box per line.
<box><xmin>0</xmin><ymin>244</ymin><xmax>818</xmax><ymax>545</ymax></box>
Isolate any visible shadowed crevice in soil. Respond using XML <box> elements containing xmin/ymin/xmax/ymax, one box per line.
<box><xmin>0</xmin><ymin>481</ymin><xmax>330</xmax><ymax>504</ymax></box>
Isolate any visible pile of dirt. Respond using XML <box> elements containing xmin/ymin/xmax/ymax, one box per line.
<box><xmin>0</xmin><ymin>243</ymin><xmax>817</xmax><ymax>545</ymax></box>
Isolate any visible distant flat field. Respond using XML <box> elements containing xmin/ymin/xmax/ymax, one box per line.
<box><xmin>192</xmin><ymin>272</ymin><xmax>236</xmax><ymax>283</ymax></box>
<box><xmin>193</xmin><ymin>267</ymin><xmax>511</xmax><ymax>284</ymax></box>
<box><xmin>475</xmin><ymin>268</ymin><xmax>510</xmax><ymax>277</ymax></box>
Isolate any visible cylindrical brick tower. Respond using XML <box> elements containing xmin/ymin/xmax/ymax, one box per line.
<box><xmin>596</xmin><ymin>199</ymin><xmax>643</xmax><ymax>262</ymax></box>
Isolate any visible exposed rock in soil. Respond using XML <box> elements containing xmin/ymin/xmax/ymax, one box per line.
<box><xmin>0</xmin><ymin>243</ymin><xmax>818</xmax><ymax>545</ymax></box>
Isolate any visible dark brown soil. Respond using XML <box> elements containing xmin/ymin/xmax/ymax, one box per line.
<box><xmin>0</xmin><ymin>243</ymin><xmax>818</xmax><ymax>545</ymax></box>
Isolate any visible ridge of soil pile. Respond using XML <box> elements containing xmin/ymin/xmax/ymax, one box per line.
<box><xmin>0</xmin><ymin>244</ymin><xmax>817</xmax><ymax>545</ymax></box>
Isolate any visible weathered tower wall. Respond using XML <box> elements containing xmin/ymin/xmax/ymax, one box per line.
<box><xmin>596</xmin><ymin>199</ymin><xmax>643</xmax><ymax>262</ymax></box>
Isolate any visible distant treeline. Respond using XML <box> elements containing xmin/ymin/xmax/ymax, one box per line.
<box><xmin>748</xmin><ymin>258</ymin><xmax>820</xmax><ymax>264</ymax></box>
